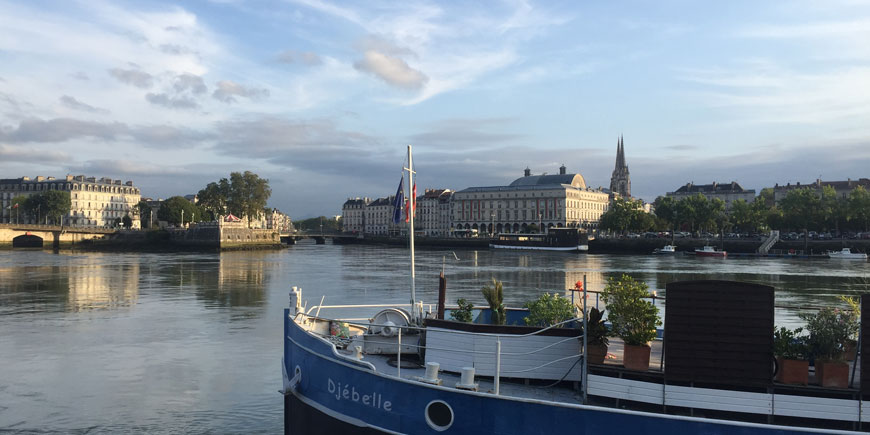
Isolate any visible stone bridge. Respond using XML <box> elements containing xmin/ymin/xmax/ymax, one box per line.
<box><xmin>0</xmin><ymin>223</ymin><xmax>115</xmax><ymax>248</ymax></box>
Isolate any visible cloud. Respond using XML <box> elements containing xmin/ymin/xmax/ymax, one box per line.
<box><xmin>174</xmin><ymin>73</ymin><xmax>207</xmax><ymax>94</ymax></box>
<box><xmin>108</xmin><ymin>67</ymin><xmax>154</xmax><ymax>88</ymax></box>
<box><xmin>410</xmin><ymin>118</ymin><xmax>524</xmax><ymax>149</ymax></box>
<box><xmin>212</xmin><ymin>80</ymin><xmax>270</xmax><ymax>103</ymax></box>
<box><xmin>70</xmin><ymin>71</ymin><xmax>90</xmax><ymax>81</ymax></box>
<box><xmin>0</xmin><ymin>144</ymin><xmax>70</xmax><ymax>164</ymax></box>
<box><xmin>159</xmin><ymin>43</ymin><xmax>195</xmax><ymax>55</ymax></box>
<box><xmin>275</xmin><ymin>50</ymin><xmax>323</xmax><ymax>66</ymax></box>
<box><xmin>0</xmin><ymin>118</ymin><xmax>208</xmax><ymax>149</ymax></box>
<box><xmin>146</xmin><ymin>92</ymin><xmax>200</xmax><ymax>109</ymax></box>
<box><xmin>354</xmin><ymin>50</ymin><xmax>428</xmax><ymax>90</ymax></box>
<box><xmin>60</xmin><ymin>95</ymin><xmax>109</xmax><ymax>114</ymax></box>
<box><xmin>76</xmin><ymin>159</ymin><xmax>192</xmax><ymax>176</ymax></box>
<box><xmin>0</xmin><ymin>118</ymin><xmax>127</xmax><ymax>143</ymax></box>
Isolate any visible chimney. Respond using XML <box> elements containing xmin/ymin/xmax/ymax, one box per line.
<box><xmin>559</xmin><ymin>165</ymin><xmax>566</xmax><ymax>175</ymax></box>
<box><xmin>524</xmin><ymin>168</ymin><xmax>531</xmax><ymax>177</ymax></box>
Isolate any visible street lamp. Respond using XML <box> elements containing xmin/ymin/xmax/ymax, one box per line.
<box><xmin>490</xmin><ymin>212</ymin><xmax>495</xmax><ymax>237</ymax></box>
<box><xmin>538</xmin><ymin>212</ymin><xmax>542</xmax><ymax>234</ymax></box>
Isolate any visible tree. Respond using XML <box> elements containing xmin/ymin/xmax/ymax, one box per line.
<box><xmin>780</xmin><ymin>188</ymin><xmax>821</xmax><ymax>251</ymax></box>
<box><xmin>41</xmin><ymin>190</ymin><xmax>71</xmax><ymax>225</ymax></box>
<box><xmin>10</xmin><ymin>195</ymin><xmax>27</xmax><ymax>223</ymax></box>
<box><xmin>819</xmin><ymin>185</ymin><xmax>847</xmax><ymax>235</ymax></box>
<box><xmin>122</xmin><ymin>214</ymin><xmax>133</xmax><ymax>229</ymax></box>
<box><xmin>198</xmin><ymin>171</ymin><xmax>271</xmax><ymax>225</ymax></box>
<box><xmin>729</xmin><ymin>199</ymin><xmax>755</xmax><ymax>233</ymax></box>
<box><xmin>653</xmin><ymin>196</ymin><xmax>678</xmax><ymax>241</ymax></box>
<box><xmin>599</xmin><ymin>197</ymin><xmax>649</xmax><ymax>234</ymax></box>
<box><xmin>197</xmin><ymin>180</ymin><xmax>230</xmax><ymax>221</ymax></box>
<box><xmin>227</xmin><ymin>171</ymin><xmax>271</xmax><ymax>225</ymax></box>
<box><xmin>849</xmin><ymin>186</ymin><xmax>870</xmax><ymax>232</ymax></box>
<box><xmin>134</xmin><ymin>200</ymin><xmax>152</xmax><ymax>229</ymax></box>
<box><xmin>157</xmin><ymin>196</ymin><xmax>200</xmax><ymax>226</ymax></box>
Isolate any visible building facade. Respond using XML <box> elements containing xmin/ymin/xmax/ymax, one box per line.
<box><xmin>416</xmin><ymin>189</ymin><xmax>453</xmax><ymax>236</ymax></box>
<box><xmin>0</xmin><ymin>175</ymin><xmax>141</xmax><ymax>228</ymax></box>
<box><xmin>609</xmin><ymin>136</ymin><xmax>631</xmax><ymax>198</ymax></box>
<box><xmin>452</xmin><ymin>166</ymin><xmax>609</xmax><ymax>234</ymax></box>
<box><xmin>266</xmin><ymin>209</ymin><xmax>294</xmax><ymax>233</ymax></box>
<box><xmin>364</xmin><ymin>196</ymin><xmax>402</xmax><ymax>236</ymax></box>
<box><xmin>666</xmin><ymin>181</ymin><xmax>756</xmax><ymax>209</ymax></box>
<box><xmin>341</xmin><ymin>197</ymin><xmax>369</xmax><ymax>233</ymax></box>
<box><xmin>771</xmin><ymin>178</ymin><xmax>870</xmax><ymax>203</ymax></box>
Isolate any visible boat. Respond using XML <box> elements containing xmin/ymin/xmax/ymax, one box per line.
<box><xmin>694</xmin><ymin>245</ymin><xmax>727</xmax><ymax>257</ymax></box>
<box><xmin>652</xmin><ymin>244</ymin><xmax>677</xmax><ymax>255</ymax></box>
<box><xmin>827</xmin><ymin>248</ymin><xmax>868</xmax><ymax>260</ymax></box>
<box><xmin>282</xmin><ymin>147</ymin><xmax>864</xmax><ymax>434</ymax></box>
<box><xmin>489</xmin><ymin>227</ymin><xmax>589</xmax><ymax>252</ymax></box>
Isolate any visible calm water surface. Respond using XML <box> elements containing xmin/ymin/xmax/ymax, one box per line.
<box><xmin>1</xmin><ymin>243</ymin><xmax>869</xmax><ymax>433</ymax></box>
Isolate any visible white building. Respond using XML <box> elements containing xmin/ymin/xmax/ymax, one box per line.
<box><xmin>364</xmin><ymin>196</ymin><xmax>403</xmax><ymax>236</ymax></box>
<box><xmin>0</xmin><ymin>175</ymin><xmax>141</xmax><ymax>228</ymax></box>
<box><xmin>416</xmin><ymin>189</ymin><xmax>453</xmax><ymax>237</ymax></box>
<box><xmin>452</xmin><ymin>166</ymin><xmax>609</xmax><ymax>235</ymax></box>
<box><xmin>667</xmin><ymin>181</ymin><xmax>756</xmax><ymax>209</ymax></box>
<box><xmin>341</xmin><ymin>197</ymin><xmax>369</xmax><ymax>233</ymax></box>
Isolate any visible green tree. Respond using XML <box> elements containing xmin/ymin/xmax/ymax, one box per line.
<box><xmin>819</xmin><ymin>185</ymin><xmax>847</xmax><ymax>235</ymax></box>
<box><xmin>295</xmin><ymin>216</ymin><xmax>340</xmax><ymax>232</ymax></box>
<box><xmin>122</xmin><ymin>214</ymin><xmax>133</xmax><ymax>229</ymax></box>
<box><xmin>134</xmin><ymin>200</ymin><xmax>152</xmax><ymax>229</ymax></box>
<box><xmin>41</xmin><ymin>190</ymin><xmax>71</xmax><ymax>225</ymax></box>
<box><xmin>677</xmin><ymin>193</ymin><xmax>712</xmax><ymax>235</ymax></box>
<box><xmin>10</xmin><ymin>195</ymin><xmax>27</xmax><ymax>223</ymax></box>
<box><xmin>197</xmin><ymin>180</ymin><xmax>230</xmax><ymax>221</ymax></box>
<box><xmin>729</xmin><ymin>199</ymin><xmax>755</xmax><ymax>233</ymax></box>
<box><xmin>780</xmin><ymin>188</ymin><xmax>821</xmax><ymax>250</ymax></box>
<box><xmin>227</xmin><ymin>171</ymin><xmax>271</xmax><ymax>226</ymax></box>
<box><xmin>599</xmin><ymin>197</ymin><xmax>649</xmax><ymax>234</ymax></box>
<box><xmin>653</xmin><ymin>196</ymin><xmax>678</xmax><ymax>241</ymax></box>
<box><xmin>157</xmin><ymin>196</ymin><xmax>200</xmax><ymax>226</ymax></box>
<box><xmin>849</xmin><ymin>186</ymin><xmax>870</xmax><ymax>232</ymax></box>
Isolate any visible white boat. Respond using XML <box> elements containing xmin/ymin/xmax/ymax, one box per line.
<box><xmin>489</xmin><ymin>228</ymin><xmax>589</xmax><ymax>252</ymax></box>
<box><xmin>827</xmin><ymin>248</ymin><xmax>868</xmax><ymax>260</ymax></box>
<box><xmin>694</xmin><ymin>245</ymin><xmax>727</xmax><ymax>257</ymax></box>
<box><xmin>652</xmin><ymin>245</ymin><xmax>677</xmax><ymax>255</ymax></box>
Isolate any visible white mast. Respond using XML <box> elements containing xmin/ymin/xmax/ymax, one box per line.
<box><xmin>405</xmin><ymin>145</ymin><xmax>417</xmax><ymax>322</ymax></box>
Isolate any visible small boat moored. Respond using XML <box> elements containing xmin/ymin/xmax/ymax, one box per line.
<box><xmin>653</xmin><ymin>244</ymin><xmax>677</xmax><ymax>255</ymax></box>
<box><xmin>827</xmin><ymin>248</ymin><xmax>868</xmax><ymax>260</ymax></box>
<box><xmin>694</xmin><ymin>245</ymin><xmax>727</xmax><ymax>257</ymax></box>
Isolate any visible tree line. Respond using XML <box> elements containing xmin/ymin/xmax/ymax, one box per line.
<box><xmin>8</xmin><ymin>191</ymin><xmax>72</xmax><ymax>225</ymax></box>
<box><xmin>137</xmin><ymin>171</ymin><xmax>272</xmax><ymax>228</ymax></box>
<box><xmin>599</xmin><ymin>185</ymin><xmax>870</xmax><ymax>239</ymax></box>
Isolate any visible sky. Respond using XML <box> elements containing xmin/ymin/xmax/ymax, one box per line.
<box><xmin>2</xmin><ymin>0</ymin><xmax>870</xmax><ymax>219</ymax></box>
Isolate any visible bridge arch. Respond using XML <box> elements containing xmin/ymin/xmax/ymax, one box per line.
<box><xmin>13</xmin><ymin>233</ymin><xmax>43</xmax><ymax>248</ymax></box>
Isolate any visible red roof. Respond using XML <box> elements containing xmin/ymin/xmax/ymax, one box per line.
<box><xmin>224</xmin><ymin>214</ymin><xmax>241</xmax><ymax>222</ymax></box>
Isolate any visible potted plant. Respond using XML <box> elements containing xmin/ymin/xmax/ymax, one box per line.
<box><xmin>585</xmin><ymin>307</ymin><xmax>609</xmax><ymax>364</ymax></box>
<box><xmin>840</xmin><ymin>296</ymin><xmax>860</xmax><ymax>361</ymax></box>
<box><xmin>523</xmin><ymin>293</ymin><xmax>575</xmax><ymax>328</ymax></box>
<box><xmin>601</xmin><ymin>274</ymin><xmax>661</xmax><ymax>371</ymax></box>
<box><xmin>800</xmin><ymin>305</ymin><xmax>858</xmax><ymax>388</ymax></box>
<box><xmin>449</xmin><ymin>298</ymin><xmax>474</xmax><ymax>323</ymax></box>
<box><xmin>482</xmin><ymin>278</ymin><xmax>506</xmax><ymax>325</ymax></box>
<box><xmin>773</xmin><ymin>326</ymin><xmax>809</xmax><ymax>385</ymax></box>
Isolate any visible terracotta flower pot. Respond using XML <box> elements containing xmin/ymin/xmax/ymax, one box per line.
<box><xmin>818</xmin><ymin>360</ymin><xmax>850</xmax><ymax>388</ymax></box>
<box><xmin>776</xmin><ymin>357</ymin><xmax>808</xmax><ymax>385</ymax></box>
<box><xmin>587</xmin><ymin>343</ymin><xmax>607</xmax><ymax>365</ymax></box>
<box><xmin>623</xmin><ymin>344</ymin><xmax>651</xmax><ymax>371</ymax></box>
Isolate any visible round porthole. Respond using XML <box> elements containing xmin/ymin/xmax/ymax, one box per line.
<box><xmin>425</xmin><ymin>400</ymin><xmax>453</xmax><ymax>431</ymax></box>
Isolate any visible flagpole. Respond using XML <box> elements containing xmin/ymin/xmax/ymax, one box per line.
<box><xmin>407</xmin><ymin>145</ymin><xmax>417</xmax><ymax>323</ymax></box>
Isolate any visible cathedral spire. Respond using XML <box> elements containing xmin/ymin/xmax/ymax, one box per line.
<box><xmin>610</xmin><ymin>135</ymin><xmax>631</xmax><ymax>198</ymax></box>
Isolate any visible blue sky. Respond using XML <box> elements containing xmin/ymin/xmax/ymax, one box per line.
<box><xmin>1</xmin><ymin>0</ymin><xmax>869</xmax><ymax>218</ymax></box>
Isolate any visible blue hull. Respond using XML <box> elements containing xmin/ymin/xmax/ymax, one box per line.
<box><xmin>283</xmin><ymin>310</ymin><xmax>844</xmax><ymax>434</ymax></box>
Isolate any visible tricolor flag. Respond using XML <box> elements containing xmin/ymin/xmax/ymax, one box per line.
<box><xmin>405</xmin><ymin>183</ymin><xmax>416</xmax><ymax>223</ymax></box>
<box><xmin>391</xmin><ymin>176</ymin><xmax>404</xmax><ymax>224</ymax></box>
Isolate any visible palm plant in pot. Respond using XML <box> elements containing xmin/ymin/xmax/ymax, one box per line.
<box><xmin>585</xmin><ymin>307</ymin><xmax>609</xmax><ymax>364</ymax></box>
<box><xmin>601</xmin><ymin>274</ymin><xmax>661</xmax><ymax>371</ymax></box>
<box><xmin>773</xmin><ymin>326</ymin><xmax>809</xmax><ymax>385</ymax></box>
<box><xmin>801</xmin><ymin>306</ymin><xmax>858</xmax><ymax>388</ymax></box>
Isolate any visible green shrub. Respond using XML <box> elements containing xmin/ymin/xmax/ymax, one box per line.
<box><xmin>524</xmin><ymin>293</ymin><xmax>575</xmax><ymax>328</ymax></box>
<box><xmin>601</xmin><ymin>274</ymin><xmax>660</xmax><ymax>346</ymax></box>
<box><xmin>773</xmin><ymin>326</ymin><xmax>808</xmax><ymax>360</ymax></box>
<box><xmin>450</xmin><ymin>298</ymin><xmax>474</xmax><ymax>323</ymax></box>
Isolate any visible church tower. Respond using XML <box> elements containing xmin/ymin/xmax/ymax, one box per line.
<box><xmin>609</xmin><ymin>135</ymin><xmax>631</xmax><ymax>197</ymax></box>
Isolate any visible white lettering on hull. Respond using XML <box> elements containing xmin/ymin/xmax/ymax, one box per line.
<box><xmin>327</xmin><ymin>378</ymin><xmax>393</xmax><ymax>412</ymax></box>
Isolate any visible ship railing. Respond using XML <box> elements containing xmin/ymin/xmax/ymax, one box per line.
<box><xmin>302</xmin><ymin>310</ymin><xmax>587</xmax><ymax>395</ymax></box>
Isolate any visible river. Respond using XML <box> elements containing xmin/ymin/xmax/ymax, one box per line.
<box><xmin>1</xmin><ymin>242</ymin><xmax>868</xmax><ymax>433</ymax></box>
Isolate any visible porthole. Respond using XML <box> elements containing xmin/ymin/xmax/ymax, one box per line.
<box><xmin>424</xmin><ymin>400</ymin><xmax>453</xmax><ymax>432</ymax></box>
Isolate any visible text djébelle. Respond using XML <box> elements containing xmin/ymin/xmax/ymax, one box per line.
<box><xmin>327</xmin><ymin>378</ymin><xmax>392</xmax><ymax>411</ymax></box>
